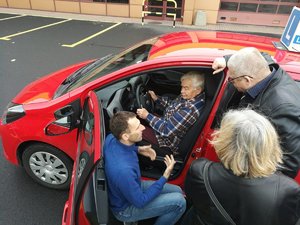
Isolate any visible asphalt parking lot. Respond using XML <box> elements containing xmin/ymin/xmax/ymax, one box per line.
<box><xmin>0</xmin><ymin>11</ymin><xmax>284</xmax><ymax>224</ymax></box>
<box><xmin>0</xmin><ymin>12</ymin><xmax>196</xmax><ymax>225</ymax></box>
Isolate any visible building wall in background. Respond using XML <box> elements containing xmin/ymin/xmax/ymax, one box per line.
<box><xmin>1</xmin><ymin>0</ymin><xmax>299</xmax><ymax>27</ymax></box>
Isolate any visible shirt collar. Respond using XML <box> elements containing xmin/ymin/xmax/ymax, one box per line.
<box><xmin>182</xmin><ymin>92</ymin><xmax>205</xmax><ymax>102</ymax></box>
<box><xmin>117</xmin><ymin>138</ymin><xmax>138</xmax><ymax>153</ymax></box>
<box><xmin>246</xmin><ymin>67</ymin><xmax>276</xmax><ymax>99</ymax></box>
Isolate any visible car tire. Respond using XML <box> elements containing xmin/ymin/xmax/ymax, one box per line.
<box><xmin>22</xmin><ymin>143</ymin><xmax>73</xmax><ymax>190</ymax></box>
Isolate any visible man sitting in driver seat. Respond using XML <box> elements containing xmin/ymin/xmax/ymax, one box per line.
<box><xmin>136</xmin><ymin>71</ymin><xmax>205</xmax><ymax>156</ymax></box>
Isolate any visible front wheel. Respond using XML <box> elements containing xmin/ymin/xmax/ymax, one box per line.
<box><xmin>22</xmin><ymin>143</ymin><xmax>73</xmax><ymax>190</ymax></box>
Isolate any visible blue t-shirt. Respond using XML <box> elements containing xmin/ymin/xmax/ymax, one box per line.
<box><xmin>104</xmin><ymin>134</ymin><xmax>167</xmax><ymax>212</ymax></box>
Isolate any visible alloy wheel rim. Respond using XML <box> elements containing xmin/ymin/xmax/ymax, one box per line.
<box><xmin>29</xmin><ymin>151</ymin><xmax>68</xmax><ymax>185</ymax></box>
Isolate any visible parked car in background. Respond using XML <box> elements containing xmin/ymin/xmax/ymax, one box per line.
<box><xmin>0</xmin><ymin>32</ymin><xmax>299</xmax><ymax>200</ymax></box>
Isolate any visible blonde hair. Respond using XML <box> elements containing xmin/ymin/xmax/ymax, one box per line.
<box><xmin>210</xmin><ymin>109</ymin><xmax>282</xmax><ymax>178</ymax></box>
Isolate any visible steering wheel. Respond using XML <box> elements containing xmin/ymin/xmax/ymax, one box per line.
<box><xmin>136</xmin><ymin>84</ymin><xmax>154</xmax><ymax>113</ymax></box>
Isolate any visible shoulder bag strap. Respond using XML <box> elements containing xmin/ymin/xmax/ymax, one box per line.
<box><xmin>204</xmin><ymin>161</ymin><xmax>236</xmax><ymax>225</ymax></box>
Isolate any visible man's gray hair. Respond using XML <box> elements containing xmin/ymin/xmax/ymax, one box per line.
<box><xmin>181</xmin><ymin>71</ymin><xmax>205</xmax><ymax>90</ymax></box>
<box><xmin>227</xmin><ymin>47</ymin><xmax>269</xmax><ymax>79</ymax></box>
<box><xmin>210</xmin><ymin>109</ymin><xmax>282</xmax><ymax>178</ymax></box>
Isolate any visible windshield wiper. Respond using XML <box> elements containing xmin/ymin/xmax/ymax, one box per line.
<box><xmin>62</xmin><ymin>60</ymin><xmax>95</xmax><ymax>85</ymax></box>
<box><xmin>54</xmin><ymin>54</ymin><xmax>114</xmax><ymax>99</ymax></box>
<box><xmin>62</xmin><ymin>54</ymin><xmax>114</xmax><ymax>85</ymax></box>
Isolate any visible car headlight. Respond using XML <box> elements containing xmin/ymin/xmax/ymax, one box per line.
<box><xmin>2</xmin><ymin>103</ymin><xmax>25</xmax><ymax>124</ymax></box>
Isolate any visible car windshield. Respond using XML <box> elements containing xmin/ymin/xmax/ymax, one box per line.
<box><xmin>55</xmin><ymin>37</ymin><xmax>158</xmax><ymax>97</ymax></box>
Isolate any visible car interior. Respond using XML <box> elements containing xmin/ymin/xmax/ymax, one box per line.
<box><xmin>95</xmin><ymin>66</ymin><xmax>225</xmax><ymax>180</ymax></box>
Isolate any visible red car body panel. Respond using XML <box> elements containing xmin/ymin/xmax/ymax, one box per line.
<box><xmin>13</xmin><ymin>60</ymin><xmax>93</xmax><ymax>105</ymax></box>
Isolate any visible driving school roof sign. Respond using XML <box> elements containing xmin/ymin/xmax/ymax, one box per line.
<box><xmin>281</xmin><ymin>6</ymin><xmax>300</xmax><ymax>52</ymax></box>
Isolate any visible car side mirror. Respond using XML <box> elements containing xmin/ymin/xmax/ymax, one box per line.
<box><xmin>46</xmin><ymin>105</ymin><xmax>77</xmax><ymax>136</ymax></box>
<box><xmin>45</xmin><ymin>117</ymin><xmax>71</xmax><ymax>136</ymax></box>
<box><xmin>54</xmin><ymin>105</ymin><xmax>74</xmax><ymax>119</ymax></box>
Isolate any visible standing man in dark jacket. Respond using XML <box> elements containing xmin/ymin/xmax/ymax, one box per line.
<box><xmin>212</xmin><ymin>47</ymin><xmax>300</xmax><ymax>178</ymax></box>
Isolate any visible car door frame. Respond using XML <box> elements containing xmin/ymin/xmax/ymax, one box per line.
<box><xmin>62</xmin><ymin>90</ymin><xmax>106</xmax><ymax>225</ymax></box>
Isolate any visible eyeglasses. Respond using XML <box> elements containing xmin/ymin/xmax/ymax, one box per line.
<box><xmin>228</xmin><ymin>75</ymin><xmax>253</xmax><ymax>83</ymax></box>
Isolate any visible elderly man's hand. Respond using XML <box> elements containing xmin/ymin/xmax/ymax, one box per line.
<box><xmin>136</xmin><ymin>107</ymin><xmax>149</xmax><ymax>119</ymax></box>
<box><xmin>212</xmin><ymin>57</ymin><xmax>226</xmax><ymax>74</ymax></box>
<box><xmin>138</xmin><ymin>145</ymin><xmax>156</xmax><ymax>161</ymax></box>
<box><xmin>148</xmin><ymin>90</ymin><xmax>158</xmax><ymax>101</ymax></box>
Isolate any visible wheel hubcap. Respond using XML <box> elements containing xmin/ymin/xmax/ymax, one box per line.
<box><xmin>29</xmin><ymin>151</ymin><xmax>68</xmax><ymax>185</ymax></box>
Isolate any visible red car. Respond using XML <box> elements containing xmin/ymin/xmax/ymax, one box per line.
<box><xmin>0</xmin><ymin>32</ymin><xmax>300</xmax><ymax>198</ymax></box>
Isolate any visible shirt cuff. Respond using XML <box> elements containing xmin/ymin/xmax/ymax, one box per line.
<box><xmin>158</xmin><ymin>176</ymin><xmax>167</xmax><ymax>184</ymax></box>
<box><xmin>146</xmin><ymin>113</ymin><xmax>154</xmax><ymax>122</ymax></box>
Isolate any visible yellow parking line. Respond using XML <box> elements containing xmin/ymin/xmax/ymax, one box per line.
<box><xmin>0</xmin><ymin>15</ymin><xmax>27</xmax><ymax>21</ymax></box>
<box><xmin>62</xmin><ymin>22</ymin><xmax>122</xmax><ymax>48</ymax></box>
<box><xmin>0</xmin><ymin>19</ymin><xmax>72</xmax><ymax>41</ymax></box>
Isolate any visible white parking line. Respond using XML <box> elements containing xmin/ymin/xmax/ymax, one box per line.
<box><xmin>0</xmin><ymin>15</ymin><xmax>27</xmax><ymax>21</ymax></box>
<box><xmin>0</xmin><ymin>19</ymin><xmax>72</xmax><ymax>41</ymax></box>
<box><xmin>62</xmin><ymin>22</ymin><xmax>122</xmax><ymax>48</ymax></box>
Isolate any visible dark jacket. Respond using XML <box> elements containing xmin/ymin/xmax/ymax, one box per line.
<box><xmin>224</xmin><ymin>54</ymin><xmax>300</xmax><ymax>178</ymax></box>
<box><xmin>245</xmin><ymin>64</ymin><xmax>300</xmax><ymax>178</ymax></box>
<box><xmin>184</xmin><ymin>158</ymin><xmax>300</xmax><ymax>225</ymax></box>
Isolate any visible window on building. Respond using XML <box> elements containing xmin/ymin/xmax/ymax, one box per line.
<box><xmin>240</xmin><ymin>3</ymin><xmax>258</xmax><ymax>12</ymax></box>
<box><xmin>258</xmin><ymin>4</ymin><xmax>277</xmax><ymax>13</ymax></box>
<box><xmin>278</xmin><ymin>5</ymin><xmax>294</xmax><ymax>14</ymax></box>
<box><xmin>281</xmin><ymin>0</ymin><xmax>299</xmax><ymax>2</ymax></box>
<box><xmin>220</xmin><ymin>2</ymin><xmax>239</xmax><ymax>11</ymax></box>
<box><xmin>148</xmin><ymin>0</ymin><xmax>164</xmax><ymax>6</ymax></box>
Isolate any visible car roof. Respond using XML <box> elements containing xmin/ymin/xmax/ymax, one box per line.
<box><xmin>149</xmin><ymin>31</ymin><xmax>279</xmax><ymax>59</ymax></box>
<box><xmin>148</xmin><ymin>31</ymin><xmax>300</xmax><ymax>80</ymax></box>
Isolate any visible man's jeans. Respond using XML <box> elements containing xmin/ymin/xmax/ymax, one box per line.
<box><xmin>113</xmin><ymin>181</ymin><xmax>186</xmax><ymax>225</ymax></box>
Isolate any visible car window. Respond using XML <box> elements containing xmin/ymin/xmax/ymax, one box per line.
<box><xmin>61</xmin><ymin>38</ymin><xmax>158</xmax><ymax>95</ymax></box>
<box><xmin>54</xmin><ymin>55</ymin><xmax>114</xmax><ymax>98</ymax></box>
<box><xmin>74</xmin><ymin>44</ymin><xmax>152</xmax><ymax>88</ymax></box>
<box><xmin>82</xmin><ymin>107</ymin><xmax>94</xmax><ymax>146</ymax></box>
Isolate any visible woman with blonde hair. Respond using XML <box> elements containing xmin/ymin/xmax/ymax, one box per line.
<box><xmin>182</xmin><ymin>109</ymin><xmax>300</xmax><ymax>225</ymax></box>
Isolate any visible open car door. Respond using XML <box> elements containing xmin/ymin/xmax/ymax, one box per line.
<box><xmin>62</xmin><ymin>91</ymin><xmax>108</xmax><ymax>225</ymax></box>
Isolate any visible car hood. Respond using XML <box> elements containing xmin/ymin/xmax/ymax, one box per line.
<box><xmin>12</xmin><ymin>60</ymin><xmax>92</xmax><ymax>105</ymax></box>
